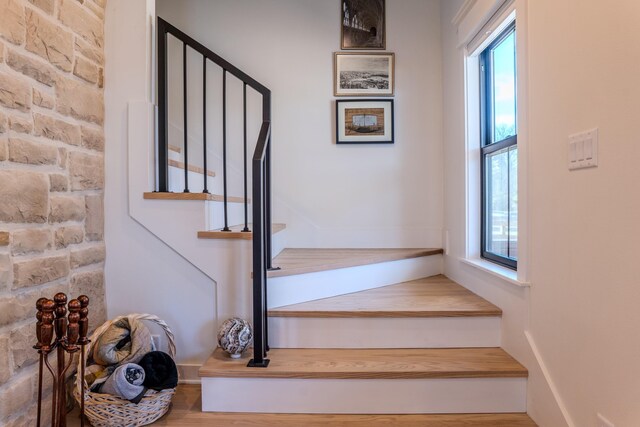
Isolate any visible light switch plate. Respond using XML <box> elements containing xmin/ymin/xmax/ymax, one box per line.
<box><xmin>568</xmin><ymin>128</ymin><xmax>598</xmax><ymax>170</ymax></box>
<box><xmin>597</xmin><ymin>413</ymin><xmax>615</xmax><ymax>427</ymax></box>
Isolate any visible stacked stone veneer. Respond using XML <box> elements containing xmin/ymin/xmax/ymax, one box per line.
<box><xmin>0</xmin><ymin>0</ymin><xmax>106</xmax><ymax>424</ymax></box>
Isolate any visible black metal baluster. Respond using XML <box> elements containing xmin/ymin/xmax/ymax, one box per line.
<box><xmin>202</xmin><ymin>56</ymin><xmax>209</xmax><ymax>194</ymax></box>
<box><xmin>242</xmin><ymin>83</ymin><xmax>250</xmax><ymax>232</ymax></box>
<box><xmin>157</xmin><ymin>19</ymin><xmax>168</xmax><ymax>193</ymax></box>
<box><xmin>183</xmin><ymin>43</ymin><xmax>189</xmax><ymax>193</ymax></box>
<box><xmin>222</xmin><ymin>70</ymin><xmax>230</xmax><ymax>231</ymax></box>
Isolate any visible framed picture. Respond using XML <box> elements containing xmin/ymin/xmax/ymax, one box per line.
<box><xmin>336</xmin><ymin>99</ymin><xmax>394</xmax><ymax>144</ymax></box>
<box><xmin>341</xmin><ymin>0</ymin><xmax>386</xmax><ymax>49</ymax></box>
<box><xmin>334</xmin><ymin>52</ymin><xmax>394</xmax><ymax>96</ymax></box>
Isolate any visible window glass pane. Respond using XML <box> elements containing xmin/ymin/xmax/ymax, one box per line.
<box><xmin>491</xmin><ymin>31</ymin><xmax>516</xmax><ymax>143</ymax></box>
<box><xmin>486</xmin><ymin>147</ymin><xmax>509</xmax><ymax>258</ymax></box>
<box><xmin>508</xmin><ymin>146</ymin><xmax>518</xmax><ymax>260</ymax></box>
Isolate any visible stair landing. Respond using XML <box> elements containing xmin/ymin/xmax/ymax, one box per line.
<box><xmin>269</xmin><ymin>247</ymin><xmax>443</xmax><ymax>278</ymax></box>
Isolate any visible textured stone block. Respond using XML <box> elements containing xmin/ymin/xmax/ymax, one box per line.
<box><xmin>0</xmin><ymin>171</ymin><xmax>48</xmax><ymax>223</ymax></box>
<box><xmin>69</xmin><ymin>152</ymin><xmax>103</xmax><ymax>190</ymax></box>
<box><xmin>0</xmin><ymin>110</ymin><xmax>7</xmax><ymax>133</ymax></box>
<box><xmin>58</xmin><ymin>147</ymin><xmax>67</xmax><ymax>169</ymax></box>
<box><xmin>0</xmin><ymin>0</ymin><xmax>26</xmax><ymax>45</ymax></box>
<box><xmin>0</xmin><ymin>138</ymin><xmax>7</xmax><ymax>161</ymax></box>
<box><xmin>0</xmin><ymin>41</ymin><xmax>4</xmax><ymax>63</ymax></box>
<box><xmin>10</xmin><ymin>322</ymin><xmax>39</xmax><ymax>370</ymax></box>
<box><xmin>0</xmin><ymin>283</ymin><xmax>69</xmax><ymax>327</ymax></box>
<box><xmin>85</xmin><ymin>194</ymin><xmax>103</xmax><ymax>241</ymax></box>
<box><xmin>13</xmin><ymin>254</ymin><xmax>69</xmax><ymax>289</ymax></box>
<box><xmin>0</xmin><ymin>253</ymin><xmax>10</xmax><ymax>291</ymax></box>
<box><xmin>11</xmin><ymin>229</ymin><xmax>51</xmax><ymax>255</ymax></box>
<box><xmin>59</xmin><ymin>0</ymin><xmax>103</xmax><ymax>48</ymax></box>
<box><xmin>84</xmin><ymin>0</ymin><xmax>104</xmax><ymax>19</ymax></box>
<box><xmin>70</xmin><ymin>269</ymin><xmax>105</xmax><ymax>330</ymax></box>
<box><xmin>74</xmin><ymin>37</ymin><xmax>103</xmax><ymax>65</ymax></box>
<box><xmin>49</xmin><ymin>173</ymin><xmax>69</xmax><ymax>192</ymax></box>
<box><xmin>70</xmin><ymin>244</ymin><xmax>105</xmax><ymax>269</ymax></box>
<box><xmin>49</xmin><ymin>195</ymin><xmax>85</xmax><ymax>223</ymax></box>
<box><xmin>33</xmin><ymin>114</ymin><xmax>81</xmax><ymax>146</ymax></box>
<box><xmin>8</xmin><ymin>116</ymin><xmax>33</xmax><ymax>134</ymax></box>
<box><xmin>8</xmin><ymin>138</ymin><xmax>58</xmax><ymax>165</ymax></box>
<box><xmin>0</xmin><ymin>232</ymin><xmax>9</xmax><ymax>246</ymax></box>
<box><xmin>81</xmin><ymin>126</ymin><xmax>104</xmax><ymax>151</ymax></box>
<box><xmin>25</xmin><ymin>8</ymin><xmax>74</xmax><ymax>72</ymax></box>
<box><xmin>0</xmin><ymin>73</ymin><xmax>31</xmax><ymax>112</ymax></box>
<box><xmin>6</xmin><ymin>48</ymin><xmax>57</xmax><ymax>86</ymax></box>
<box><xmin>56</xmin><ymin>77</ymin><xmax>104</xmax><ymax>124</ymax></box>
<box><xmin>0</xmin><ymin>374</ymin><xmax>33</xmax><ymax>420</ymax></box>
<box><xmin>32</xmin><ymin>88</ymin><xmax>54</xmax><ymax>109</ymax></box>
<box><xmin>73</xmin><ymin>55</ymin><xmax>98</xmax><ymax>84</ymax></box>
<box><xmin>28</xmin><ymin>0</ymin><xmax>55</xmax><ymax>14</ymax></box>
<box><xmin>54</xmin><ymin>226</ymin><xmax>83</xmax><ymax>248</ymax></box>
<box><xmin>0</xmin><ymin>335</ymin><xmax>10</xmax><ymax>385</ymax></box>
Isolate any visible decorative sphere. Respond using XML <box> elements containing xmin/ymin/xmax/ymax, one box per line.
<box><xmin>217</xmin><ymin>318</ymin><xmax>253</xmax><ymax>359</ymax></box>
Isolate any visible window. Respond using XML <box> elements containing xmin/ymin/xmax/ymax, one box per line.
<box><xmin>480</xmin><ymin>23</ymin><xmax>517</xmax><ymax>269</ymax></box>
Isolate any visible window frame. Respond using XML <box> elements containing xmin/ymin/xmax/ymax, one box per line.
<box><xmin>479</xmin><ymin>22</ymin><xmax>518</xmax><ymax>270</ymax></box>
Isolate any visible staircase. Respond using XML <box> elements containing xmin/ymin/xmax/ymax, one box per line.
<box><xmin>145</xmin><ymin>18</ymin><xmax>536</xmax><ymax>424</ymax></box>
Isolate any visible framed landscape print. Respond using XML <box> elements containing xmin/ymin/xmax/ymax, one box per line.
<box><xmin>341</xmin><ymin>0</ymin><xmax>386</xmax><ymax>49</ymax></box>
<box><xmin>336</xmin><ymin>99</ymin><xmax>394</xmax><ymax>144</ymax></box>
<box><xmin>334</xmin><ymin>52</ymin><xmax>394</xmax><ymax>96</ymax></box>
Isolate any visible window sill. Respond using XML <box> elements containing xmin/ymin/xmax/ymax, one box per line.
<box><xmin>460</xmin><ymin>257</ymin><xmax>530</xmax><ymax>288</ymax></box>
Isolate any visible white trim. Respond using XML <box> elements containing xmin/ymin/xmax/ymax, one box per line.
<box><xmin>177</xmin><ymin>363</ymin><xmax>202</xmax><ymax>385</ymax></box>
<box><xmin>525</xmin><ymin>331</ymin><xmax>576</xmax><ymax>427</ymax></box>
<box><xmin>460</xmin><ymin>257</ymin><xmax>530</xmax><ymax>287</ymax></box>
<box><xmin>451</xmin><ymin>0</ymin><xmax>477</xmax><ymax>26</ymax></box>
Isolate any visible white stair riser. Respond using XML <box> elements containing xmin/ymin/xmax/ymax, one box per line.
<box><xmin>206</xmin><ymin>200</ymin><xmax>250</xmax><ymax>230</ymax></box>
<box><xmin>201</xmin><ymin>377</ymin><xmax>527</xmax><ymax>414</ymax></box>
<box><xmin>268</xmin><ymin>316</ymin><xmax>501</xmax><ymax>349</ymax></box>
<box><xmin>267</xmin><ymin>255</ymin><xmax>443</xmax><ymax>309</ymax></box>
<box><xmin>168</xmin><ymin>165</ymin><xmax>215</xmax><ymax>194</ymax></box>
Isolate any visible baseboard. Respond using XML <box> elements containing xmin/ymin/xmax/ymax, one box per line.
<box><xmin>178</xmin><ymin>364</ymin><xmax>202</xmax><ymax>385</ymax></box>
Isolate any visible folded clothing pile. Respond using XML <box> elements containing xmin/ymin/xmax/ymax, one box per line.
<box><xmin>85</xmin><ymin>315</ymin><xmax>178</xmax><ymax>403</ymax></box>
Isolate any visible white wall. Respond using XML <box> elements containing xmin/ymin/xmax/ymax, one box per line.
<box><xmin>156</xmin><ymin>0</ymin><xmax>444</xmax><ymax>249</ymax></box>
<box><xmin>442</xmin><ymin>1</ymin><xmax>640</xmax><ymax>426</ymax></box>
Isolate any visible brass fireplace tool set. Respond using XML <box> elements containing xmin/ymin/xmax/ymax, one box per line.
<box><xmin>34</xmin><ymin>293</ymin><xmax>90</xmax><ymax>427</ymax></box>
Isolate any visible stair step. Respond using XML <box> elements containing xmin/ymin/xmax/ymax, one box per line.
<box><xmin>168</xmin><ymin>159</ymin><xmax>216</xmax><ymax>177</ymax></box>
<box><xmin>143</xmin><ymin>192</ymin><xmax>247</xmax><ymax>203</ymax></box>
<box><xmin>200</xmin><ymin>348</ymin><xmax>527</xmax><ymax>413</ymax></box>
<box><xmin>269</xmin><ymin>275</ymin><xmax>501</xmax><ymax>318</ymax></box>
<box><xmin>269</xmin><ymin>248</ymin><xmax>443</xmax><ymax>278</ymax></box>
<box><xmin>198</xmin><ymin>223</ymin><xmax>286</xmax><ymax>240</ymax></box>
<box><xmin>200</xmin><ymin>347</ymin><xmax>527</xmax><ymax>379</ymax></box>
<box><xmin>268</xmin><ymin>276</ymin><xmax>502</xmax><ymax>349</ymax></box>
<box><xmin>168</xmin><ymin>144</ymin><xmax>181</xmax><ymax>153</ymax></box>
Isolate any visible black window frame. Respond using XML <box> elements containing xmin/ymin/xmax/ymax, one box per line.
<box><xmin>480</xmin><ymin>22</ymin><xmax>518</xmax><ymax>270</ymax></box>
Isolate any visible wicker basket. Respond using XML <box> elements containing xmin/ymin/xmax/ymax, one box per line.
<box><xmin>74</xmin><ymin>313</ymin><xmax>177</xmax><ymax>427</ymax></box>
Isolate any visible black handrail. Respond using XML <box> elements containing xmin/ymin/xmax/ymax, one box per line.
<box><xmin>156</xmin><ymin>17</ymin><xmax>273</xmax><ymax>367</ymax></box>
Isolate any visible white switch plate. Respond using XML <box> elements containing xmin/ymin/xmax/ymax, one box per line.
<box><xmin>597</xmin><ymin>413</ymin><xmax>615</xmax><ymax>427</ymax></box>
<box><xmin>568</xmin><ymin>128</ymin><xmax>598</xmax><ymax>170</ymax></box>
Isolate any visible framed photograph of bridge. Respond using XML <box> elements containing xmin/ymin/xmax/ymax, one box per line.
<box><xmin>336</xmin><ymin>99</ymin><xmax>394</xmax><ymax>144</ymax></box>
<box><xmin>334</xmin><ymin>52</ymin><xmax>394</xmax><ymax>96</ymax></box>
<box><xmin>341</xmin><ymin>0</ymin><xmax>386</xmax><ymax>49</ymax></box>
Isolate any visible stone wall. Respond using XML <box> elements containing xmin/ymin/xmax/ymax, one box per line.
<box><xmin>0</xmin><ymin>0</ymin><xmax>106</xmax><ymax>424</ymax></box>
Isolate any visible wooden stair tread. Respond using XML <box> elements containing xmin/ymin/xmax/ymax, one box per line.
<box><xmin>168</xmin><ymin>159</ymin><xmax>216</xmax><ymax>177</ymax></box>
<box><xmin>198</xmin><ymin>223</ymin><xmax>286</xmax><ymax>240</ymax></box>
<box><xmin>143</xmin><ymin>192</ymin><xmax>247</xmax><ymax>203</ymax></box>
<box><xmin>269</xmin><ymin>275</ymin><xmax>502</xmax><ymax>318</ymax></box>
<box><xmin>199</xmin><ymin>348</ymin><xmax>528</xmax><ymax>379</ymax></box>
<box><xmin>168</xmin><ymin>144</ymin><xmax>182</xmax><ymax>153</ymax></box>
<box><xmin>269</xmin><ymin>248</ymin><xmax>443</xmax><ymax>278</ymax></box>
<box><xmin>67</xmin><ymin>385</ymin><xmax>537</xmax><ymax>426</ymax></box>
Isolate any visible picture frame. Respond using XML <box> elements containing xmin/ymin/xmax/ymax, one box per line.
<box><xmin>336</xmin><ymin>99</ymin><xmax>394</xmax><ymax>144</ymax></box>
<box><xmin>334</xmin><ymin>52</ymin><xmax>395</xmax><ymax>97</ymax></box>
<box><xmin>341</xmin><ymin>0</ymin><xmax>386</xmax><ymax>50</ymax></box>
